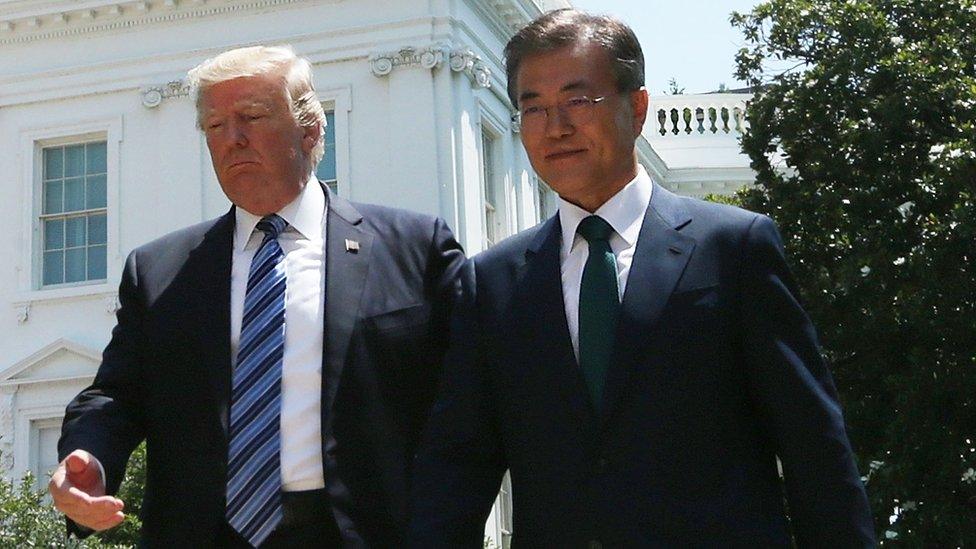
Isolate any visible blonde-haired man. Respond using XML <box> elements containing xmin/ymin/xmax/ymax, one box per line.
<box><xmin>51</xmin><ymin>45</ymin><xmax>464</xmax><ymax>547</ymax></box>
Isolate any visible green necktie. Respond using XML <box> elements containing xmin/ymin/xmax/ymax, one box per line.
<box><xmin>577</xmin><ymin>215</ymin><xmax>620</xmax><ymax>412</ymax></box>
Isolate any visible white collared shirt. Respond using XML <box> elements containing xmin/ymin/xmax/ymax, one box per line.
<box><xmin>230</xmin><ymin>174</ymin><xmax>326</xmax><ymax>491</ymax></box>
<box><xmin>558</xmin><ymin>166</ymin><xmax>653</xmax><ymax>361</ymax></box>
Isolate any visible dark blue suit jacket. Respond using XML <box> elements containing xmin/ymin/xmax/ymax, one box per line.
<box><xmin>411</xmin><ymin>183</ymin><xmax>875</xmax><ymax>547</ymax></box>
<box><xmin>60</xmin><ymin>186</ymin><xmax>465</xmax><ymax>547</ymax></box>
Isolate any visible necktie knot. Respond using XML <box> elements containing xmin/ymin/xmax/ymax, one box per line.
<box><xmin>257</xmin><ymin>214</ymin><xmax>287</xmax><ymax>240</ymax></box>
<box><xmin>577</xmin><ymin>215</ymin><xmax>614</xmax><ymax>243</ymax></box>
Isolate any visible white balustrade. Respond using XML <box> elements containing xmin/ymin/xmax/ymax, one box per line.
<box><xmin>647</xmin><ymin>93</ymin><xmax>751</xmax><ymax>138</ymax></box>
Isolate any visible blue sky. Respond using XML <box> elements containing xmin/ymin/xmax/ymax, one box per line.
<box><xmin>569</xmin><ymin>0</ymin><xmax>761</xmax><ymax>94</ymax></box>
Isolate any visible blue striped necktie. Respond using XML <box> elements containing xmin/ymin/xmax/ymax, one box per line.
<box><xmin>227</xmin><ymin>214</ymin><xmax>287</xmax><ymax>547</ymax></box>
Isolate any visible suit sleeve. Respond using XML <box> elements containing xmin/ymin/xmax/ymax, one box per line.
<box><xmin>737</xmin><ymin>214</ymin><xmax>876</xmax><ymax>547</ymax></box>
<box><xmin>410</xmin><ymin>258</ymin><xmax>508</xmax><ymax>548</ymax></box>
<box><xmin>58</xmin><ymin>250</ymin><xmax>149</xmax><ymax>536</ymax></box>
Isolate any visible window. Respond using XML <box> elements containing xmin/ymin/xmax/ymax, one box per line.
<box><xmin>30</xmin><ymin>417</ymin><xmax>62</xmax><ymax>485</ymax></box>
<box><xmin>40</xmin><ymin>141</ymin><xmax>107</xmax><ymax>286</ymax></box>
<box><xmin>481</xmin><ymin>129</ymin><xmax>499</xmax><ymax>248</ymax></box>
<box><xmin>314</xmin><ymin>111</ymin><xmax>337</xmax><ymax>195</ymax></box>
<box><xmin>536</xmin><ymin>177</ymin><xmax>557</xmax><ymax>222</ymax></box>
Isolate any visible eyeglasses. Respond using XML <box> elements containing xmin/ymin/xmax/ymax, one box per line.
<box><xmin>511</xmin><ymin>94</ymin><xmax>614</xmax><ymax>133</ymax></box>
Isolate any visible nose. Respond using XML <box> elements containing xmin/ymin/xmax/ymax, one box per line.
<box><xmin>227</xmin><ymin>119</ymin><xmax>249</xmax><ymax>147</ymax></box>
<box><xmin>544</xmin><ymin>106</ymin><xmax>573</xmax><ymax>139</ymax></box>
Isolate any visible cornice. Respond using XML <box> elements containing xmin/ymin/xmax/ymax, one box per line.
<box><xmin>461</xmin><ymin>0</ymin><xmax>533</xmax><ymax>44</ymax></box>
<box><xmin>0</xmin><ymin>0</ymin><xmax>340</xmax><ymax>46</ymax></box>
<box><xmin>367</xmin><ymin>41</ymin><xmax>493</xmax><ymax>90</ymax></box>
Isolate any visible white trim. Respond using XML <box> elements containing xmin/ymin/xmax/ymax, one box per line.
<box><xmin>16</xmin><ymin>116</ymin><xmax>123</xmax><ymax>309</ymax></box>
<box><xmin>13</xmin><ymin>404</ymin><xmax>65</xmax><ymax>480</ymax></box>
<box><xmin>316</xmin><ymin>85</ymin><xmax>352</xmax><ymax>199</ymax></box>
<box><xmin>0</xmin><ymin>338</ymin><xmax>101</xmax><ymax>384</ymax></box>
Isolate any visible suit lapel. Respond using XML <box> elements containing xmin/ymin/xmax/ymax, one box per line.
<box><xmin>193</xmin><ymin>210</ymin><xmax>235</xmax><ymax>440</ymax></box>
<box><xmin>321</xmin><ymin>190</ymin><xmax>373</xmax><ymax>422</ymax></box>
<box><xmin>600</xmin><ymin>183</ymin><xmax>695</xmax><ymax>425</ymax></box>
<box><xmin>517</xmin><ymin>217</ymin><xmax>594</xmax><ymax>428</ymax></box>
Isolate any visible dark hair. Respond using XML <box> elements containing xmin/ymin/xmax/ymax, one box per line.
<box><xmin>503</xmin><ymin>9</ymin><xmax>645</xmax><ymax>107</ymax></box>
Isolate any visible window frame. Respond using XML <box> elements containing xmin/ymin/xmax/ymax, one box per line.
<box><xmin>477</xmin><ymin>107</ymin><xmax>512</xmax><ymax>250</ymax></box>
<box><xmin>315</xmin><ymin>86</ymin><xmax>351</xmax><ymax>198</ymax></box>
<box><xmin>16</xmin><ymin>117</ymin><xmax>122</xmax><ymax>303</ymax></box>
<box><xmin>38</xmin><ymin>141</ymin><xmax>110</xmax><ymax>288</ymax></box>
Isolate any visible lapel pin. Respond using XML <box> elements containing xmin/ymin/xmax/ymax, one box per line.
<box><xmin>345</xmin><ymin>239</ymin><xmax>360</xmax><ymax>253</ymax></box>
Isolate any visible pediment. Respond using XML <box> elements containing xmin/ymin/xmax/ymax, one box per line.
<box><xmin>0</xmin><ymin>338</ymin><xmax>100</xmax><ymax>385</ymax></box>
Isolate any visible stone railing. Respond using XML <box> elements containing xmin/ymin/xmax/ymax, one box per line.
<box><xmin>648</xmin><ymin>93</ymin><xmax>751</xmax><ymax>137</ymax></box>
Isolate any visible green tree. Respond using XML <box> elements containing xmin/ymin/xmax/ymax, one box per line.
<box><xmin>732</xmin><ymin>0</ymin><xmax>976</xmax><ymax>544</ymax></box>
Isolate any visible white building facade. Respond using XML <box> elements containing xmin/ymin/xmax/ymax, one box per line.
<box><xmin>0</xmin><ymin>0</ymin><xmax>752</xmax><ymax>545</ymax></box>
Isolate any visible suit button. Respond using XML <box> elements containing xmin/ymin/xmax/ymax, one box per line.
<box><xmin>596</xmin><ymin>457</ymin><xmax>608</xmax><ymax>472</ymax></box>
<box><xmin>588</xmin><ymin>540</ymin><xmax>603</xmax><ymax>549</ymax></box>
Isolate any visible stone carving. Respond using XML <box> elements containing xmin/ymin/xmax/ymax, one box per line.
<box><xmin>14</xmin><ymin>303</ymin><xmax>30</xmax><ymax>324</ymax></box>
<box><xmin>104</xmin><ymin>294</ymin><xmax>121</xmax><ymax>314</ymax></box>
<box><xmin>449</xmin><ymin>47</ymin><xmax>492</xmax><ymax>89</ymax></box>
<box><xmin>141</xmin><ymin>80</ymin><xmax>190</xmax><ymax>108</ymax></box>
<box><xmin>369</xmin><ymin>45</ymin><xmax>446</xmax><ymax>77</ymax></box>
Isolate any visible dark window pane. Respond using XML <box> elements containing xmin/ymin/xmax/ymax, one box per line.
<box><xmin>64</xmin><ymin>177</ymin><xmax>85</xmax><ymax>212</ymax></box>
<box><xmin>44</xmin><ymin>219</ymin><xmax>64</xmax><ymax>250</ymax></box>
<box><xmin>43</xmin><ymin>251</ymin><xmax>64</xmax><ymax>285</ymax></box>
<box><xmin>65</xmin><ymin>248</ymin><xmax>86</xmax><ymax>282</ymax></box>
<box><xmin>43</xmin><ymin>148</ymin><xmax>63</xmax><ymax>180</ymax></box>
<box><xmin>87</xmin><ymin>245</ymin><xmax>107</xmax><ymax>280</ymax></box>
<box><xmin>86</xmin><ymin>174</ymin><xmax>107</xmax><ymax>209</ymax></box>
<box><xmin>65</xmin><ymin>216</ymin><xmax>86</xmax><ymax>247</ymax></box>
<box><xmin>64</xmin><ymin>144</ymin><xmax>86</xmax><ymax>177</ymax></box>
<box><xmin>88</xmin><ymin>214</ymin><xmax>107</xmax><ymax>245</ymax></box>
<box><xmin>43</xmin><ymin>180</ymin><xmax>63</xmax><ymax>214</ymax></box>
<box><xmin>86</xmin><ymin>142</ymin><xmax>107</xmax><ymax>174</ymax></box>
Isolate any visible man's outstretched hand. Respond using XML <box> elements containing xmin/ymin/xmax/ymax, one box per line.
<box><xmin>49</xmin><ymin>449</ymin><xmax>125</xmax><ymax>531</ymax></box>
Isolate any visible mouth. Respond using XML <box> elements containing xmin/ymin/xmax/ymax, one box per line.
<box><xmin>226</xmin><ymin>160</ymin><xmax>258</xmax><ymax>170</ymax></box>
<box><xmin>545</xmin><ymin>149</ymin><xmax>586</xmax><ymax>161</ymax></box>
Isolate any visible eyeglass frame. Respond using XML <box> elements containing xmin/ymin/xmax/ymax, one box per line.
<box><xmin>510</xmin><ymin>91</ymin><xmax>628</xmax><ymax>132</ymax></box>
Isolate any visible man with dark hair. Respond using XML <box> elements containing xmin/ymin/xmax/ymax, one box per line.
<box><xmin>411</xmin><ymin>9</ymin><xmax>875</xmax><ymax>547</ymax></box>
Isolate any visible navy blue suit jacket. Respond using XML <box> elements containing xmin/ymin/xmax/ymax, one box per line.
<box><xmin>60</xmin><ymin>186</ymin><xmax>465</xmax><ymax>547</ymax></box>
<box><xmin>411</xmin><ymin>183</ymin><xmax>874</xmax><ymax>547</ymax></box>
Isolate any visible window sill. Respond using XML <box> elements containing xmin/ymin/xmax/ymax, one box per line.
<box><xmin>10</xmin><ymin>282</ymin><xmax>118</xmax><ymax>323</ymax></box>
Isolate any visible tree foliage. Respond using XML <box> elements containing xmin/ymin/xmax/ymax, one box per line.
<box><xmin>732</xmin><ymin>0</ymin><xmax>976</xmax><ymax>544</ymax></box>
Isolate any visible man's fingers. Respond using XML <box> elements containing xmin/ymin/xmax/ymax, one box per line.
<box><xmin>89</xmin><ymin>511</ymin><xmax>126</xmax><ymax>531</ymax></box>
<box><xmin>55</xmin><ymin>489</ymin><xmax>125</xmax><ymax>531</ymax></box>
<box><xmin>63</xmin><ymin>450</ymin><xmax>102</xmax><ymax>490</ymax></box>
<box><xmin>65</xmin><ymin>452</ymin><xmax>90</xmax><ymax>475</ymax></box>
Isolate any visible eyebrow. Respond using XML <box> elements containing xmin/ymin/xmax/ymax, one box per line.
<box><xmin>518</xmin><ymin>80</ymin><xmax>590</xmax><ymax>103</ymax></box>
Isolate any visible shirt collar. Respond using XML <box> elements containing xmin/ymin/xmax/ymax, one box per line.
<box><xmin>233</xmin><ymin>173</ymin><xmax>323</xmax><ymax>251</ymax></box>
<box><xmin>558</xmin><ymin>165</ymin><xmax>653</xmax><ymax>257</ymax></box>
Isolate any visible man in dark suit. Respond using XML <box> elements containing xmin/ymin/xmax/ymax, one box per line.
<box><xmin>49</xmin><ymin>45</ymin><xmax>464</xmax><ymax>547</ymax></box>
<box><xmin>411</xmin><ymin>9</ymin><xmax>875</xmax><ymax>547</ymax></box>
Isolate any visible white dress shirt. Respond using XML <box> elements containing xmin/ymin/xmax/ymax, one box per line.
<box><xmin>558</xmin><ymin>166</ymin><xmax>653</xmax><ymax>361</ymax></box>
<box><xmin>230</xmin><ymin>175</ymin><xmax>326</xmax><ymax>491</ymax></box>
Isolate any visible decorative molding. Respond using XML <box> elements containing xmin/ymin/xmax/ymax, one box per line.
<box><xmin>368</xmin><ymin>44</ymin><xmax>447</xmax><ymax>77</ymax></box>
<box><xmin>0</xmin><ymin>338</ymin><xmax>102</xmax><ymax>387</ymax></box>
<box><xmin>449</xmin><ymin>47</ymin><xmax>492</xmax><ymax>89</ymax></box>
<box><xmin>103</xmin><ymin>294</ymin><xmax>121</xmax><ymax>314</ymax></box>
<box><xmin>0</xmin><ymin>0</ymin><xmax>330</xmax><ymax>46</ymax></box>
<box><xmin>141</xmin><ymin>79</ymin><xmax>190</xmax><ymax>108</ymax></box>
<box><xmin>14</xmin><ymin>303</ymin><xmax>29</xmax><ymax>324</ymax></box>
<box><xmin>0</xmin><ymin>389</ymin><xmax>14</xmax><ymax>470</ymax></box>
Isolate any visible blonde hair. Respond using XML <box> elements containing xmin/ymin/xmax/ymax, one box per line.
<box><xmin>187</xmin><ymin>45</ymin><xmax>326</xmax><ymax>166</ymax></box>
